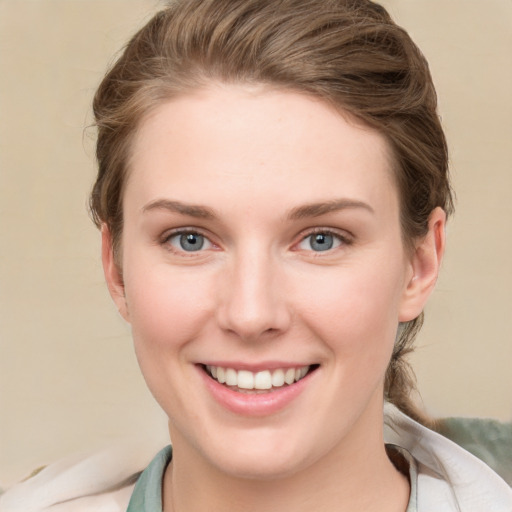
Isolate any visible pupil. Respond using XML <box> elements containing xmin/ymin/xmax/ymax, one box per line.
<box><xmin>312</xmin><ymin>233</ymin><xmax>333</xmax><ymax>251</ymax></box>
<box><xmin>180</xmin><ymin>233</ymin><xmax>204</xmax><ymax>251</ymax></box>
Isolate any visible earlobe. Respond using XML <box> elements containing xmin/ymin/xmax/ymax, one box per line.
<box><xmin>399</xmin><ymin>207</ymin><xmax>446</xmax><ymax>322</ymax></box>
<box><xmin>101</xmin><ymin>225</ymin><xmax>130</xmax><ymax>322</ymax></box>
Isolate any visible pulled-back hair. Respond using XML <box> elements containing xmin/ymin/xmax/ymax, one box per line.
<box><xmin>90</xmin><ymin>0</ymin><xmax>454</xmax><ymax>425</ymax></box>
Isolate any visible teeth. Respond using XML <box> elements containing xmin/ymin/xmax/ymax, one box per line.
<box><xmin>225</xmin><ymin>368</ymin><xmax>237</xmax><ymax>386</ymax></box>
<box><xmin>254</xmin><ymin>370</ymin><xmax>272</xmax><ymax>390</ymax></box>
<box><xmin>271</xmin><ymin>369</ymin><xmax>285</xmax><ymax>387</ymax></box>
<box><xmin>205</xmin><ymin>365</ymin><xmax>311</xmax><ymax>390</ymax></box>
<box><xmin>238</xmin><ymin>370</ymin><xmax>254</xmax><ymax>389</ymax></box>
<box><xmin>284</xmin><ymin>368</ymin><xmax>295</xmax><ymax>385</ymax></box>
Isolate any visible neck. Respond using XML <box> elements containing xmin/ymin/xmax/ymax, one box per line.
<box><xmin>163</xmin><ymin>405</ymin><xmax>410</xmax><ymax>512</ymax></box>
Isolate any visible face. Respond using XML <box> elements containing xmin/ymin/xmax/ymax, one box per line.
<box><xmin>104</xmin><ymin>84</ymin><xmax>441</xmax><ymax>480</ymax></box>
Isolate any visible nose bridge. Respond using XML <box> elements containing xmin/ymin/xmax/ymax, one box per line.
<box><xmin>217</xmin><ymin>241</ymin><xmax>290</xmax><ymax>340</ymax></box>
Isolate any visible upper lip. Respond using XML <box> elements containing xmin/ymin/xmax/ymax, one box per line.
<box><xmin>198</xmin><ymin>361</ymin><xmax>315</xmax><ymax>372</ymax></box>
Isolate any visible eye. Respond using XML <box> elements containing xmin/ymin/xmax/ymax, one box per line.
<box><xmin>297</xmin><ymin>231</ymin><xmax>344</xmax><ymax>252</ymax></box>
<box><xmin>167</xmin><ymin>231</ymin><xmax>213</xmax><ymax>252</ymax></box>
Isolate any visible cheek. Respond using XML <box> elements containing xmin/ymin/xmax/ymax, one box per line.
<box><xmin>122</xmin><ymin>262</ymin><xmax>217</xmax><ymax>414</ymax></box>
<box><xmin>295</xmin><ymin>262</ymin><xmax>404</xmax><ymax>360</ymax></box>
<box><xmin>123</xmin><ymin>263</ymin><xmax>213</xmax><ymax>359</ymax></box>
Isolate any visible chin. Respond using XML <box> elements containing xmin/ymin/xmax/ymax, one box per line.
<box><xmin>212</xmin><ymin>447</ymin><xmax>311</xmax><ymax>481</ymax></box>
<box><xmin>192</xmin><ymin>424</ymin><xmax>329</xmax><ymax>481</ymax></box>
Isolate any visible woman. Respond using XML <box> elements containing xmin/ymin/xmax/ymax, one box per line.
<box><xmin>1</xmin><ymin>0</ymin><xmax>510</xmax><ymax>511</ymax></box>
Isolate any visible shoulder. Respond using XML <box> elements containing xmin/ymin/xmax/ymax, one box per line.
<box><xmin>0</xmin><ymin>444</ymin><xmax>159</xmax><ymax>512</ymax></box>
<box><xmin>384</xmin><ymin>403</ymin><xmax>512</xmax><ymax>512</ymax></box>
<box><xmin>437</xmin><ymin>415</ymin><xmax>512</xmax><ymax>486</ymax></box>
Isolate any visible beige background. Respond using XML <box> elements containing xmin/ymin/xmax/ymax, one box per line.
<box><xmin>0</xmin><ymin>0</ymin><xmax>511</xmax><ymax>488</ymax></box>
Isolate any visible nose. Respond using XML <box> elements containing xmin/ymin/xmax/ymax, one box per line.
<box><xmin>216</xmin><ymin>248</ymin><xmax>291</xmax><ymax>341</ymax></box>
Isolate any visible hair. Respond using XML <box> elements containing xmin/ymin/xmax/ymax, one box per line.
<box><xmin>90</xmin><ymin>0</ymin><xmax>454</xmax><ymax>426</ymax></box>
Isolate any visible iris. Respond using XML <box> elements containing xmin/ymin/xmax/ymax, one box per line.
<box><xmin>309</xmin><ymin>233</ymin><xmax>334</xmax><ymax>251</ymax></box>
<box><xmin>179</xmin><ymin>233</ymin><xmax>204</xmax><ymax>251</ymax></box>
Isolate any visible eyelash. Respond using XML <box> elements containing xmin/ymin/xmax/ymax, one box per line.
<box><xmin>161</xmin><ymin>228</ymin><xmax>216</xmax><ymax>255</ymax></box>
<box><xmin>160</xmin><ymin>227</ymin><xmax>353</xmax><ymax>255</ymax></box>
<box><xmin>295</xmin><ymin>228</ymin><xmax>353</xmax><ymax>253</ymax></box>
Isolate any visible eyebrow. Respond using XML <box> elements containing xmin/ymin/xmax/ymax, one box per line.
<box><xmin>142</xmin><ymin>199</ymin><xmax>215</xmax><ymax>219</ymax></box>
<box><xmin>287</xmin><ymin>199</ymin><xmax>374</xmax><ymax>220</ymax></box>
<box><xmin>142</xmin><ymin>197</ymin><xmax>374</xmax><ymax>221</ymax></box>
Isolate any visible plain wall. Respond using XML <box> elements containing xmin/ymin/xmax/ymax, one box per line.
<box><xmin>1</xmin><ymin>0</ymin><xmax>511</xmax><ymax>488</ymax></box>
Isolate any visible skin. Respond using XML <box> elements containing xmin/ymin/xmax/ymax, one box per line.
<box><xmin>102</xmin><ymin>83</ymin><xmax>445</xmax><ymax>512</ymax></box>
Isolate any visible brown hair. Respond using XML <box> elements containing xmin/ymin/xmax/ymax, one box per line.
<box><xmin>90</xmin><ymin>0</ymin><xmax>454</xmax><ymax>425</ymax></box>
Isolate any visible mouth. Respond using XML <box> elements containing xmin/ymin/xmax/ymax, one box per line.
<box><xmin>201</xmin><ymin>364</ymin><xmax>319</xmax><ymax>394</ymax></box>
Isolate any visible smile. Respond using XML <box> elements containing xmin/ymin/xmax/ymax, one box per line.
<box><xmin>204</xmin><ymin>365</ymin><xmax>315</xmax><ymax>392</ymax></box>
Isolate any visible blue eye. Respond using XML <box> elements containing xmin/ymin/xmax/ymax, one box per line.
<box><xmin>298</xmin><ymin>232</ymin><xmax>342</xmax><ymax>252</ymax></box>
<box><xmin>168</xmin><ymin>232</ymin><xmax>212</xmax><ymax>252</ymax></box>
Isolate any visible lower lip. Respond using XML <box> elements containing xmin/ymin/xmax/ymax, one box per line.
<box><xmin>198</xmin><ymin>366</ymin><xmax>314</xmax><ymax>417</ymax></box>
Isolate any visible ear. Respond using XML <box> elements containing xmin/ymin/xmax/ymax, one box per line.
<box><xmin>399</xmin><ymin>207</ymin><xmax>446</xmax><ymax>322</ymax></box>
<box><xmin>101</xmin><ymin>225</ymin><xmax>130</xmax><ymax>322</ymax></box>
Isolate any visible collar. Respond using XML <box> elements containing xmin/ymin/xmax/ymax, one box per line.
<box><xmin>383</xmin><ymin>402</ymin><xmax>512</xmax><ymax>511</ymax></box>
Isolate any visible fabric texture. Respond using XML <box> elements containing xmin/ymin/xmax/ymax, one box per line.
<box><xmin>126</xmin><ymin>447</ymin><xmax>171</xmax><ymax>512</ymax></box>
<box><xmin>437</xmin><ymin>416</ymin><xmax>512</xmax><ymax>486</ymax></box>
<box><xmin>1</xmin><ymin>404</ymin><xmax>511</xmax><ymax>512</ymax></box>
<box><xmin>383</xmin><ymin>404</ymin><xmax>512</xmax><ymax>511</ymax></box>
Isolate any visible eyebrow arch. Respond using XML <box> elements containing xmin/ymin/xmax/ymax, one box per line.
<box><xmin>142</xmin><ymin>198</ymin><xmax>373</xmax><ymax>220</ymax></box>
<box><xmin>287</xmin><ymin>199</ymin><xmax>374</xmax><ymax>220</ymax></box>
<box><xmin>142</xmin><ymin>199</ymin><xmax>216</xmax><ymax>219</ymax></box>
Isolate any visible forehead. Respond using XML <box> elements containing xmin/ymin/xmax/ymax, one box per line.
<box><xmin>126</xmin><ymin>84</ymin><xmax>398</xmax><ymax>216</ymax></box>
